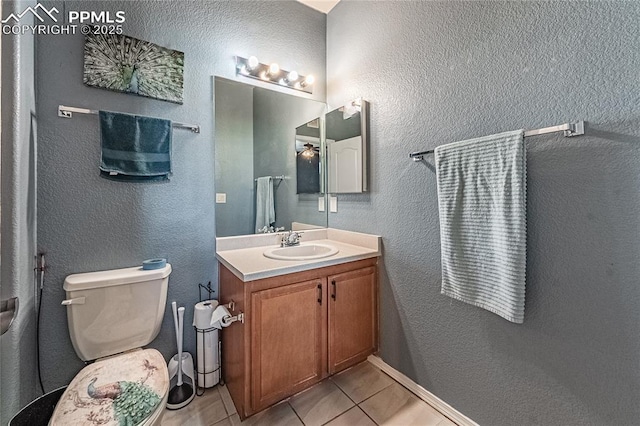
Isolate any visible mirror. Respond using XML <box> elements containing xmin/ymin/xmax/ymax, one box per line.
<box><xmin>325</xmin><ymin>98</ymin><xmax>369</xmax><ymax>193</ymax></box>
<box><xmin>214</xmin><ymin>77</ymin><xmax>327</xmax><ymax>237</ymax></box>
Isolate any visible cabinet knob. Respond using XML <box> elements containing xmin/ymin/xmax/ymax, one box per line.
<box><xmin>317</xmin><ymin>283</ymin><xmax>322</xmax><ymax>304</ymax></box>
<box><xmin>331</xmin><ymin>280</ymin><xmax>336</xmax><ymax>300</ymax></box>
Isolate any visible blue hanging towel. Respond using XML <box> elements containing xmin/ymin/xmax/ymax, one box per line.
<box><xmin>99</xmin><ymin>111</ymin><xmax>172</xmax><ymax>182</ymax></box>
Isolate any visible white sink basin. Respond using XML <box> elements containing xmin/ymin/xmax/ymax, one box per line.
<box><xmin>263</xmin><ymin>243</ymin><xmax>339</xmax><ymax>261</ymax></box>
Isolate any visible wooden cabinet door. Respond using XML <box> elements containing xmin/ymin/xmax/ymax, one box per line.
<box><xmin>328</xmin><ymin>266</ymin><xmax>377</xmax><ymax>374</ymax></box>
<box><xmin>251</xmin><ymin>279</ymin><xmax>327</xmax><ymax>412</ymax></box>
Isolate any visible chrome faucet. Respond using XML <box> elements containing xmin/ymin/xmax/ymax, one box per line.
<box><xmin>280</xmin><ymin>230</ymin><xmax>303</xmax><ymax>247</ymax></box>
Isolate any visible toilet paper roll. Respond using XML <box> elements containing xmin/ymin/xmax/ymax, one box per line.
<box><xmin>193</xmin><ymin>300</ymin><xmax>218</xmax><ymax>329</ymax></box>
<box><xmin>196</xmin><ymin>328</ymin><xmax>219</xmax><ymax>388</ymax></box>
<box><xmin>210</xmin><ymin>305</ymin><xmax>233</xmax><ymax>329</ymax></box>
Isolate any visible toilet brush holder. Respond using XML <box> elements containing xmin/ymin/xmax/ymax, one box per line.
<box><xmin>166</xmin><ymin>302</ymin><xmax>195</xmax><ymax>410</ymax></box>
<box><xmin>168</xmin><ymin>352</ymin><xmax>195</xmax><ymax>385</ymax></box>
<box><xmin>167</xmin><ymin>352</ymin><xmax>195</xmax><ymax>410</ymax></box>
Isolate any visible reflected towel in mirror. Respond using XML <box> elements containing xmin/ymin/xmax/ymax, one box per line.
<box><xmin>255</xmin><ymin>176</ymin><xmax>275</xmax><ymax>233</ymax></box>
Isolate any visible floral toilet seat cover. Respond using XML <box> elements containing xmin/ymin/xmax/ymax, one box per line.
<box><xmin>50</xmin><ymin>349</ymin><xmax>168</xmax><ymax>426</ymax></box>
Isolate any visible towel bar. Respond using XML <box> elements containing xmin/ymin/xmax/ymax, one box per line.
<box><xmin>409</xmin><ymin>120</ymin><xmax>585</xmax><ymax>161</ymax></box>
<box><xmin>254</xmin><ymin>176</ymin><xmax>285</xmax><ymax>182</ymax></box>
<box><xmin>58</xmin><ymin>105</ymin><xmax>200</xmax><ymax>133</ymax></box>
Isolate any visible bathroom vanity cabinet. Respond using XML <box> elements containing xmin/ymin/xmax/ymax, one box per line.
<box><xmin>219</xmin><ymin>258</ymin><xmax>378</xmax><ymax>419</ymax></box>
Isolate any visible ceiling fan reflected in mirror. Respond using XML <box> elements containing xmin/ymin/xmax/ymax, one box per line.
<box><xmin>300</xmin><ymin>143</ymin><xmax>319</xmax><ymax>159</ymax></box>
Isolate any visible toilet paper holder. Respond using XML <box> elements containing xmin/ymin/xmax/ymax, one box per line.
<box><xmin>226</xmin><ymin>312</ymin><xmax>244</xmax><ymax>325</ymax></box>
<box><xmin>223</xmin><ymin>300</ymin><xmax>244</xmax><ymax>325</ymax></box>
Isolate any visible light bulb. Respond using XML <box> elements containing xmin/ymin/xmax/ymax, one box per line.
<box><xmin>247</xmin><ymin>56</ymin><xmax>259</xmax><ymax>70</ymax></box>
<box><xmin>288</xmin><ymin>70</ymin><xmax>299</xmax><ymax>82</ymax></box>
<box><xmin>269</xmin><ymin>63</ymin><xmax>280</xmax><ymax>75</ymax></box>
<box><xmin>301</xmin><ymin>74</ymin><xmax>315</xmax><ymax>87</ymax></box>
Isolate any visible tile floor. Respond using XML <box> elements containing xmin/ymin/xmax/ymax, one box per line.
<box><xmin>161</xmin><ymin>360</ymin><xmax>457</xmax><ymax>426</ymax></box>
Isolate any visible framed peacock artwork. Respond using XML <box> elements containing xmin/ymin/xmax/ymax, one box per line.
<box><xmin>83</xmin><ymin>33</ymin><xmax>184</xmax><ymax>104</ymax></box>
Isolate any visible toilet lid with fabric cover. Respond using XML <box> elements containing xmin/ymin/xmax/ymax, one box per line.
<box><xmin>50</xmin><ymin>348</ymin><xmax>168</xmax><ymax>426</ymax></box>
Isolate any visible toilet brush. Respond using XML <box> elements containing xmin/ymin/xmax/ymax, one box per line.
<box><xmin>167</xmin><ymin>302</ymin><xmax>195</xmax><ymax>409</ymax></box>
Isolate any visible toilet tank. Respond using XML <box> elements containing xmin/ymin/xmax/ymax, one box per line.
<box><xmin>63</xmin><ymin>264</ymin><xmax>171</xmax><ymax>361</ymax></box>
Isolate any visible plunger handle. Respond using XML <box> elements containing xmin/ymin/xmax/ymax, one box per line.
<box><xmin>177</xmin><ymin>306</ymin><xmax>185</xmax><ymax>386</ymax></box>
<box><xmin>171</xmin><ymin>302</ymin><xmax>179</xmax><ymax>347</ymax></box>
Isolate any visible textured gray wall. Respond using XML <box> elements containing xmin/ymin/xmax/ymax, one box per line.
<box><xmin>36</xmin><ymin>0</ymin><xmax>326</xmax><ymax>390</ymax></box>
<box><xmin>1</xmin><ymin>1</ymin><xmax>38</xmax><ymax>421</ymax></box>
<box><xmin>253</xmin><ymin>87</ymin><xmax>326</xmax><ymax>230</ymax></box>
<box><xmin>327</xmin><ymin>2</ymin><xmax>640</xmax><ymax>425</ymax></box>
<box><xmin>215</xmin><ymin>78</ymin><xmax>255</xmax><ymax>237</ymax></box>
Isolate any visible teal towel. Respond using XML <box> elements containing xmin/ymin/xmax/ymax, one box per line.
<box><xmin>435</xmin><ymin>129</ymin><xmax>526</xmax><ymax>323</ymax></box>
<box><xmin>99</xmin><ymin>111</ymin><xmax>172</xmax><ymax>182</ymax></box>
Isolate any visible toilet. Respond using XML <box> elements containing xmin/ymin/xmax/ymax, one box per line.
<box><xmin>49</xmin><ymin>264</ymin><xmax>172</xmax><ymax>426</ymax></box>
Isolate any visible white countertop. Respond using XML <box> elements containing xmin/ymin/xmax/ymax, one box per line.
<box><xmin>216</xmin><ymin>229</ymin><xmax>381</xmax><ymax>282</ymax></box>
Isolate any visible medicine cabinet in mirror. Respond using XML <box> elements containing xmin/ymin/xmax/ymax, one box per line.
<box><xmin>325</xmin><ymin>98</ymin><xmax>369</xmax><ymax>193</ymax></box>
<box><xmin>214</xmin><ymin>77</ymin><xmax>327</xmax><ymax>237</ymax></box>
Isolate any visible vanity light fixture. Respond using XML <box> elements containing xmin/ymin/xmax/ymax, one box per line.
<box><xmin>235</xmin><ymin>56</ymin><xmax>314</xmax><ymax>94</ymax></box>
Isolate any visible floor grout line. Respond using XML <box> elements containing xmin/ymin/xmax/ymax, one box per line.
<box><xmin>296</xmin><ymin>380</ymin><xmax>356</xmax><ymax>426</ymax></box>
<box><xmin>288</xmin><ymin>400</ymin><xmax>306</xmax><ymax>425</ymax></box>
<box><xmin>317</xmin><ymin>386</ymin><xmax>354</xmax><ymax>426</ymax></box>
<box><xmin>328</xmin><ymin>368</ymin><xmax>385</xmax><ymax>425</ymax></box>
<box><xmin>350</xmin><ymin>375</ymin><xmax>393</xmax><ymax>406</ymax></box>
<box><xmin>330</xmin><ymin>377</ymin><xmax>357</xmax><ymax>405</ymax></box>
<box><xmin>356</xmin><ymin>403</ymin><xmax>380</xmax><ymax>426</ymax></box>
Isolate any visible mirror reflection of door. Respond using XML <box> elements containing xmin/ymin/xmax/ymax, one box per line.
<box><xmin>295</xmin><ymin>118</ymin><xmax>322</xmax><ymax>194</ymax></box>
<box><xmin>328</xmin><ymin>136</ymin><xmax>362</xmax><ymax>193</ymax></box>
<box><xmin>325</xmin><ymin>98</ymin><xmax>368</xmax><ymax>193</ymax></box>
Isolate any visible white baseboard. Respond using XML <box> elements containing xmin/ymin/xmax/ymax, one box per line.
<box><xmin>367</xmin><ymin>355</ymin><xmax>479</xmax><ymax>426</ymax></box>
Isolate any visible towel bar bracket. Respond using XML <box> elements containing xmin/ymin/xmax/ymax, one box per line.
<box><xmin>564</xmin><ymin>121</ymin><xmax>584</xmax><ymax>137</ymax></box>
<box><xmin>58</xmin><ymin>105</ymin><xmax>92</xmax><ymax>119</ymax></box>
